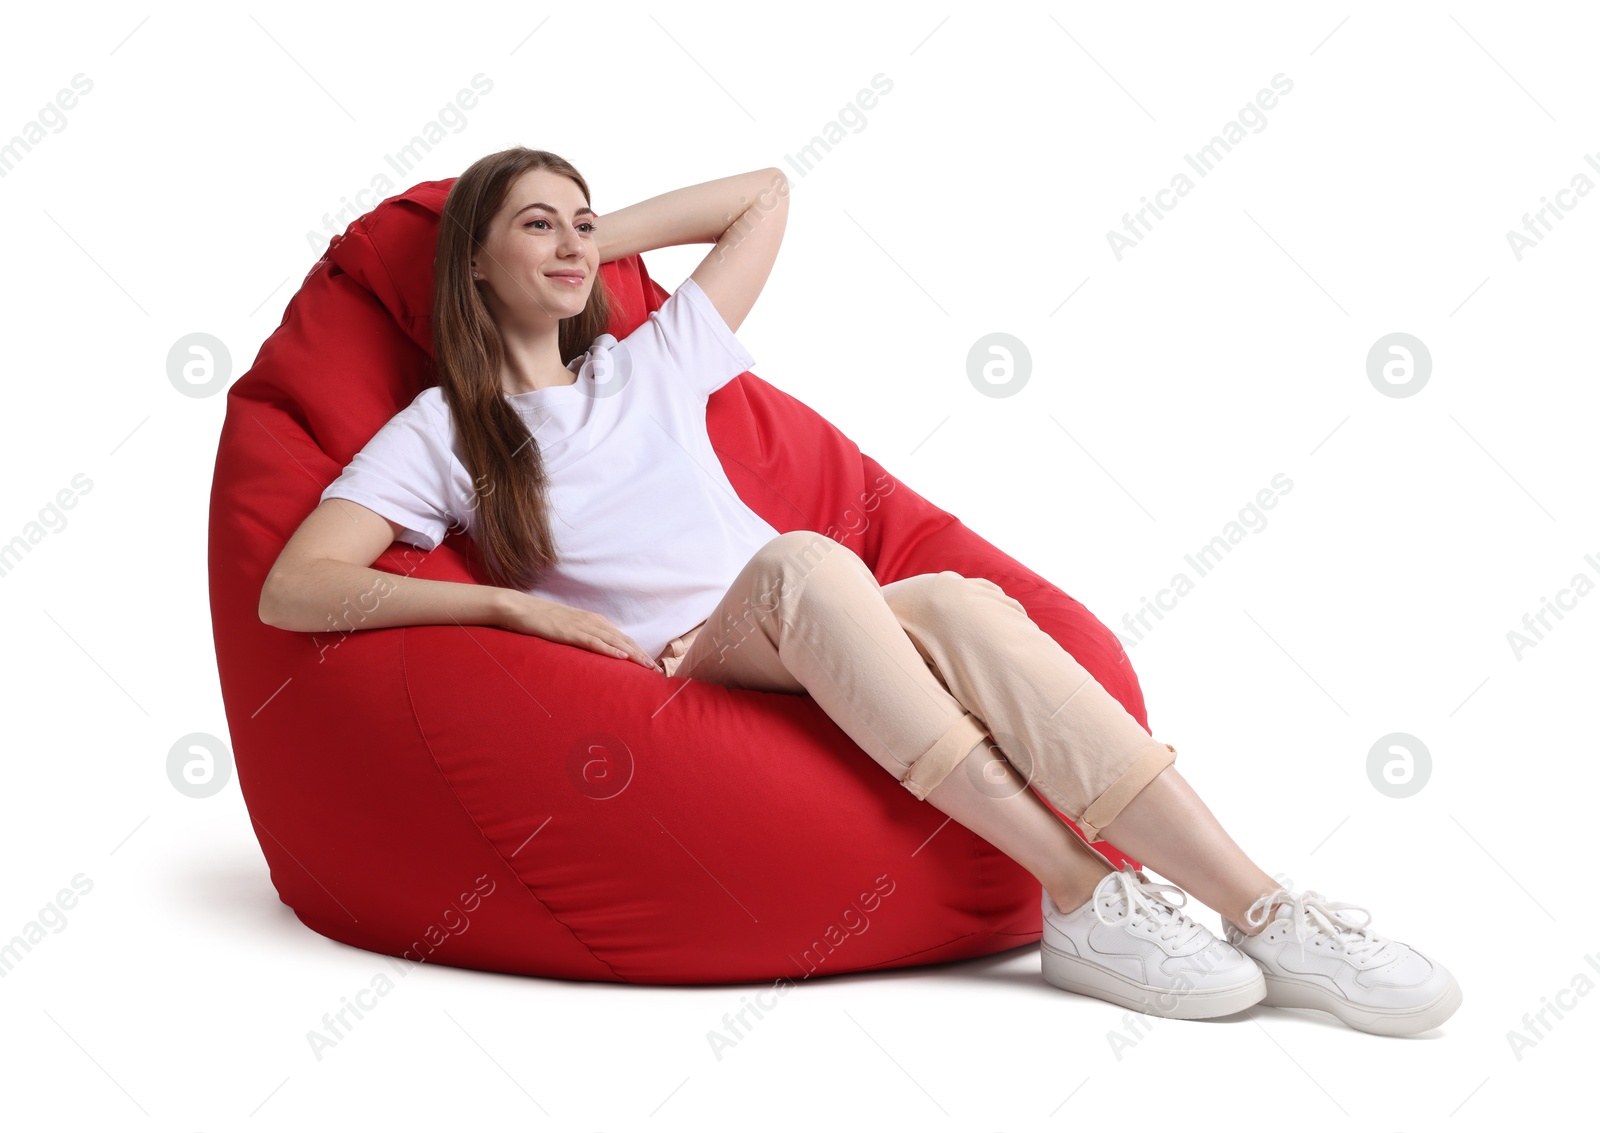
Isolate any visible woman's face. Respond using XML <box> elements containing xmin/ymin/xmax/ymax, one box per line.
<box><xmin>473</xmin><ymin>168</ymin><xmax>599</xmax><ymax>325</ymax></box>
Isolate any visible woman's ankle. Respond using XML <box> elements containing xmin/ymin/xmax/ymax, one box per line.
<box><xmin>1045</xmin><ymin>866</ymin><xmax>1116</xmax><ymax>916</ymax></box>
<box><xmin>1047</xmin><ymin>886</ymin><xmax>1094</xmax><ymax>916</ymax></box>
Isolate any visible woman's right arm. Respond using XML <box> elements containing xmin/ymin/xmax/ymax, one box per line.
<box><xmin>258</xmin><ymin>498</ymin><xmax>505</xmax><ymax>633</ymax></box>
<box><xmin>259</xmin><ymin>498</ymin><xmax>660</xmax><ymax>669</ymax></box>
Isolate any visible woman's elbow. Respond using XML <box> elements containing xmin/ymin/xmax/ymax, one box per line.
<box><xmin>257</xmin><ymin>580</ymin><xmax>281</xmax><ymax>629</ymax></box>
<box><xmin>753</xmin><ymin>167</ymin><xmax>789</xmax><ymax>211</ymax></box>
<box><xmin>257</xmin><ymin>570</ymin><xmax>296</xmax><ymax>630</ymax></box>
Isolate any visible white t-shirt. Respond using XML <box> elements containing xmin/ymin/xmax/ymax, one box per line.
<box><xmin>318</xmin><ymin>277</ymin><xmax>782</xmax><ymax>660</ymax></box>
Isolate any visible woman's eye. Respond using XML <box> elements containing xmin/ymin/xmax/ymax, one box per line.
<box><xmin>523</xmin><ymin>219</ymin><xmax>597</xmax><ymax>233</ymax></box>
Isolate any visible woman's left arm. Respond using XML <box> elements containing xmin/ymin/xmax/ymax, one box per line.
<box><xmin>595</xmin><ymin>168</ymin><xmax>789</xmax><ymax>335</ymax></box>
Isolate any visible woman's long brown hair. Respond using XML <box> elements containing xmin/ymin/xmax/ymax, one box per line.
<box><xmin>431</xmin><ymin>147</ymin><xmax>612</xmax><ymax>590</ymax></box>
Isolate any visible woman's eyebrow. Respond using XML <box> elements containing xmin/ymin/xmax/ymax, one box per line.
<box><xmin>512</xmin><ymin>202</ymin><xmax>597</xmax><ymax>220</ymax></box>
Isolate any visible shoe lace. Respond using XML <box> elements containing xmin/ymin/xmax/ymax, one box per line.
<box><xmin>1096</xmin><ymin>866</ymin><xmax>1205</xmax><ymax>949</ymax></box>
<box><xmin>1247</xmin><ymin>887</ymin><xmax>1389</xmax><ymax>961</ymax></box>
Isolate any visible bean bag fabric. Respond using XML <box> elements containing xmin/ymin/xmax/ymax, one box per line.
<box><xmin>207</xmin><ymin>177</ymin><xmax>1157</xmax><ymax>984</ymax></box>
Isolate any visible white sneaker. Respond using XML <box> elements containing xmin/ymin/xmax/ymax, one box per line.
<box><xmin>1041</xmin><ymin>864</ymin><xmax>1266</xmax><ymax>1020</ymax></box>
<box><xmin>1223</xmin><ymin>885</ymin><xmax>1463</xmax><ymax>1036</ymax></box>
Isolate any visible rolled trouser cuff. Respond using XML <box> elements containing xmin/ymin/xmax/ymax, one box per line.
<box><xmin>1074</xmin><ymin>742</ymin><xmax>1177</xmax><ymax>842</ymax></box>
<box><xmin>898</xmin><ymin>711</ymin><xmax>990</xmax><ymax>801</ymax></box>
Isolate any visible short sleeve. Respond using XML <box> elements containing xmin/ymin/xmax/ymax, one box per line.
<box><xmin>318</xmin><ymin>389</ymin><xmax>468</xmax><ymax>552</ymax></box>
<box><xmin>618</xmin><ymin>276</ymin><xmax>756</xmax><ymax>401</ymax></box>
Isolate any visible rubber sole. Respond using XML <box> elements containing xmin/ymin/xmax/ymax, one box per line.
<box><xmin>1041</xmin><ymin>941</ymin><xmax>1268</xmax><ymax>1020</ymax></box>
<box><xmin>1259</xmin><ymin>970</ymin><xmax>1464</xmax><ymax>1036</ymax></box>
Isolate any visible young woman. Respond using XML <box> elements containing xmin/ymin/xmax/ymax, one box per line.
<box><xmin>261</xmin><ymin>147</ymin><xmax>1461</xmax><ymax>1036</ymax></box>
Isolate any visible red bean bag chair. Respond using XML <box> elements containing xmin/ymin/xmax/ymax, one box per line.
<box><xmin>208</xmin><ymin>177</ymin><xmax>1155</xmax><ymax>984</ymax></box>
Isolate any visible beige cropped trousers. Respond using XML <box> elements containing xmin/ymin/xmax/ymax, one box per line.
<box><xmin>655</xmin><ymin>530</ymin><xmax>1177</xmax><ymax>843</ymax></box>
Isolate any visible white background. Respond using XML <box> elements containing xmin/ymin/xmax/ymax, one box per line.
<box><xmin>1</xmin><ymin>1</ymin><xmax>1595</xmax><ymax>1128</ymax></box>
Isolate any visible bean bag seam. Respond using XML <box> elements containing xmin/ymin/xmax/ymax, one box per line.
<box><xmin>356</xmin><ymin>200</ymin><xmax>414</xmax><ymax>327</ymax></box>
<box><xmin>398</xmin><ymin>624</ymin><xmax>626</xmax><ymax>981</ymax></box>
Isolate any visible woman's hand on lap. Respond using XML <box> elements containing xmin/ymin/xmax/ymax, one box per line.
<box><xmin>497</xmin><ymin>592</ymin><xmax>661</xmax><ymax>670</ymax></box>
